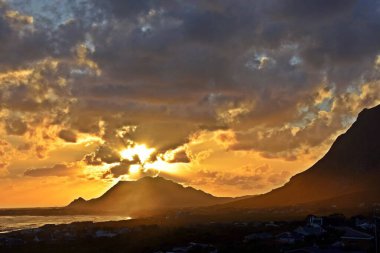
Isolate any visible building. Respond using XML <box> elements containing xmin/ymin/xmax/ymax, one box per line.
<box><xmin>308</xmin><ymin>216</ymin><xmax>323</xmax><ymax>227</ymax></box>
<box><xmin>339</xmin><ymin>227</ymin><xmax>374</xmax><ymax>251</ymax></box>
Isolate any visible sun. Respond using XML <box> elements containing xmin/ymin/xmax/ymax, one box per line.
<box><xmin>128</xmin><ymin>164</ymin><xmax>141</xmax><ymax>175</ymax></box>
<box><xmin>120</xmin><ymin>144</ymin><xmax>156</xmax><ymax>164</ymax></box>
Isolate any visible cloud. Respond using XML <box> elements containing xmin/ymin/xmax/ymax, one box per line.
<box><xmin>0</xmin><ymin>139</ymin><xmax>13</xmax><ymax>176</ymax></box>
<box><xmin>5</xmin><ymin>117</ymin><xmax>27</xmax><ymax>135</ymax></box>
<box><xmin>189</xmin><ymin>163</ymin><xmax>291</xmax><ymax>192</ymax></box>
<box><xmin>229</xmin><ymin>82</ymin><xmax>380</xmax><ymax>159</ymax></box>
<box><xmin>83</xmin><ymin>145</ymin><xmax>121</xmax><ymax>165</ymax></box>
<box><xmin>1</xmin><ymin>0</ymin><xmax>380</xmax><ymax>198</ymax></box>
<box><xmin>24</xmin><ymin>163</ymin><xmax>77</xmax><ymax>177</ymax></box>
<box><xmin>58</xmin><ymin>129</ymin><xmax>77</xmax><ymax>143</ymax></box>
<box><xmin>167</xmin><ymin>149</ymin><xmax>190</xmax><ymax>164</ymax></box>
<box><xmin>104</xmin><ymin>158</ymin><xmax>140</xmax><ymax>178</ymax></box>
<box><xmin>108</xmin><ymin>164</ymin><xmax>130</xmax><ymax>178</ymax></box>
<box><xmin>66</xmin><ymin>0</ymin><xmax>379</xmax><ymax>154</ymax></box>
<box><xmin>161</xmin><ymin>146</ymin><xmax>191</xmax><ymax>164</ymax></box>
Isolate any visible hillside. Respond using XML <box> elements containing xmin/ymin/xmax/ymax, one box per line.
<box><xmin>224</xmin><ymin>104</ymin><xmax>380</xmax><ymax>210</ymax></box>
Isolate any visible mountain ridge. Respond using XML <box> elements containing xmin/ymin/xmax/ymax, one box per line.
<box><xmin>222</xmin><ymin>104</ymin><xmax>380</xmax><ymax>210</ymax></box>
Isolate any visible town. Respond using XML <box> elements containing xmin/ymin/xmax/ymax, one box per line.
<box><xmin>1</xmin><ymin>213</ymin><xmax>378</xmax><ymax>253</ymax></box>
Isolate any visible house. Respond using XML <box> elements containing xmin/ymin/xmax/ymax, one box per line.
<box><xmin>166</xmin><ymin>242</ymin><xmax>218</xmax><ymax>253</ymax></box>
<box><xmin>187</xmin><ymin>242</ymin><xmax>217</xmax><ymax>252</ymax></box>
<box><xmin>339</xmin><ymin>227</ymin><xmax>374</xmax><ymax>251</ymax></box>
<box><xmin>294</xmin><ymin>225</ymin><xmax>325</xmax><ymax>237</ymax></box>
<box><xmin>357</xmin><ymin>222</ymin><xmax>374</xmax><ymax>231</ymax></box>
<box><xmin>243</xmin><ymin>232</ymin><xmax>272</xmax><ymax>242</ymax></box>
<box><xmin>233</xmin><ymin>222</ymin><xmax>248</xmax><ymax>227</ymax></box>
<box><xmin>265</xmin><ymin>221</ymin><xmax>279</xmax><ymax>227</ymax></box>
<box><xmin>0</xmin><ymin>237</ymin><xmax>25</xmax><ymax>247</ymax></box>
<box><xmin>285</xmin><ymin>246</ymin><xmax>357</xmax><ymax>253</ymax></box>
<box><xmin>308</xmin><ymin>216</ymin><xmax>323</xmax><ymax>227</ymax></box>
<box><xmin>354</xmin><ymin>217</ymin><xmax>374</xmax><ymax>231</ymax></box>
<box><xmin>94</xmin><ymin>230</ymin><xmax>117</xmax><ymax>238</ymax></box>
<box><xmin>276</xmin><ymin>232</ymin><xmax>303</xmax><ymax>244</ymax></box>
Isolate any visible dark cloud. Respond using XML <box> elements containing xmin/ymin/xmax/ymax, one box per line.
<box><xmin>83</xmin><ymin>145</ymin><xmax>121</xmax><ymax>165</ymax></box>
<box><xmin>1</xmin><ymin>0</ymin><xmax>380</xmax><ymax>166</ymax></box>
<box><xmin>106</xmin><ymin>160</ymin><xmax>137</xmax><ymax>178</ymax></box>
<box><xmin>166</xmin><ymin>149</ymin><xmax>191</xmax><ymax>164</ymax></box>
<box><xmin>93</xmin><ymin>0</ymin><xmax>154</xmax><ymax>19</ymax></box>
<box><xmin>68</xmin><ymin>0</ymin><xmax>379</xmax><ymax>155</ymax></box>
<box><xmin>58</xmin><ymin>129</ymin><xmax>77</xmax><ymax>143</ymax></box>
<box><xmin>5</xmin><ymin>117</ymin><xmax>27</xmax><ymax>135</ymax></box>
<box><xmin>109</xmin><ymin>164</ymin><xmax>129</xmax><ymax>178</ymax></box>
<box><xmin>272</xmin><ymin>0</ymin><xmax>356</xmax><ymax>20</ymax></box>
<box><xmin>24</xmin><ymin>164</ymin><xmax>76</xmax><ymax>177</ymax></box>
<box><xmin>81</xmin><ymin>0</ymin><xmax>380</xmax><ymax>134</ymax></box>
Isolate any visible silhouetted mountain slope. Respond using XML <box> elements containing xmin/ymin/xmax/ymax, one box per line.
<box><xmin>226</xmin><ymin>104</ymin><xmax>380</xmax><ymax>209</ymax></box>
<box><xmin>67</xmin><ymin>176</ymin><xmax>234</xmax><ymax>215</ymax></box>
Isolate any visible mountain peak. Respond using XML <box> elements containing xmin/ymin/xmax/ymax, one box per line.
<box><xmin>357</xmin><ymin>103</ymin><xmax>380</xmax><ymax>119</ymax></box>
<box><xmin>67</xmin><ymin>176</ymin><xmax>233</xmax><ymax>215</ymax></box>
<box><xmin>68</xmin><ymin>197</ymin><xmax>87</xmax><ymax>207</ymax></box>
<box><xmin>110</xmin><ymin>176</ymin><xmax>181</xmax><ymax>192</ymax></box>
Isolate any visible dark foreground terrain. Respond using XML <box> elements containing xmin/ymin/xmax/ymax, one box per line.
<box><xmin>1</xmin><ymin>212</ymin><xmax>378</xmax><ymax>253</ymax></box>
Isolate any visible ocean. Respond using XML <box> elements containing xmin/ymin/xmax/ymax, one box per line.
<box><xmin>0</xmin><ymin>215</ymin><xmax>132</xmax><ymax>233</ymax></box>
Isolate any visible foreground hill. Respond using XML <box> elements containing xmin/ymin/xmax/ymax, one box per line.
<box><xmin>67</xmin><ymin>176</ymin><xmax>234</xmax><ymax>215</ymax></box>
<box><xmin>223</xmin><ymin>104</ymin><xmax>380</xmax><ymax>211</ymax></box>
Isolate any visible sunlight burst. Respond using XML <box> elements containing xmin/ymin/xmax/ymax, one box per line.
<box><xmin>120</xmin><ymin>144</ymin><xmax>156</xmax><ymax>163</ymax></box>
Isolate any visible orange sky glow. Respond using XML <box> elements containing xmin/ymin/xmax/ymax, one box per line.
<box><xmin>0</xmin><ymin>0</ymin><xmax>380</xmax><ymax>208</ymax></box>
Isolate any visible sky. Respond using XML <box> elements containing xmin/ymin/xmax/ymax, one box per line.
<box><xmin>0</xmin><ymin>0</ymin><xmax>380</xmax><ymax>207</ymax></box>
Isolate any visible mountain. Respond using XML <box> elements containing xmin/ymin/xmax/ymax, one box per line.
<box><xmin>68</xmin><ymin>105</ymin><xmax>380</xmax><ymax>217</ymax></box>
<box><xmin>67</xmin><ymin>176</ymin><xmax>234</xmax><ymax>215</ymax></box>
<box><xmin>224</xmin><ymin>104</ymin><xmax>380</xmax><ymax>210</ymax></box>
